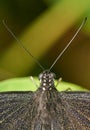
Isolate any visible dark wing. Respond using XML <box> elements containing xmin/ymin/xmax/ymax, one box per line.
<box><xmin>0</xmin><ymin>91</ymin><xmax>34</xmax><ymax>130</ymax></box>
<box><xmin>0</xmin><ymin>91</ymin><xmax>90</xmax><ymax>130</ymax></box>
<box><xmin>57</xmin><ymin>91</ymin><xmax>90</xmax><ymax>130</ymax></box>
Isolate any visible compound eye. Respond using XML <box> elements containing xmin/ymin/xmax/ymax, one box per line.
<box><xmin>39</xmin><ymin>73</ymin><xmax>43</xmax><ymax>80</ymax></box>
<box><xmin>50</xmin><ymin>73</ymin><xmax>56</xmax><ymax>79</ymax></box>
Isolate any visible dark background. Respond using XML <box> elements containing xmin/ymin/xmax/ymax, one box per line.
<box><xmin>0</xmin><ymin>0</ymin><xmax>90</xmax><ymax>89</ymax></box>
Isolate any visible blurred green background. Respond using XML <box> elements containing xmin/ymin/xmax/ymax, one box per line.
<box><xmin>0</xmin><ymin>0</ymin><xmax>90</xmax><ymax>90</ymax></box>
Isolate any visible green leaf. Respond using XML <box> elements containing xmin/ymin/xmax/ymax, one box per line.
<box><xmin>0</xmin><ymin>77</ymin><xmax>88</xmax><ymax>92</ymax></box>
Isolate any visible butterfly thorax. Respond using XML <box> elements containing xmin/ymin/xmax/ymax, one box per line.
<box><xmin>39</xmin><ymin>70</ymin><xmax>56</xmax><ymax>92</ymax></box>
<box><xmin>32</xmin><ymin>71</ymin><xmax>59</xmax><ymax>129</ymax></box>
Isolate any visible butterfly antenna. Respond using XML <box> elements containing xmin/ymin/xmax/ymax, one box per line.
<box><xmin>49</xmin><ymin>17</ymin><xmax>87</xmax><ymax>71</ymax></box>
<box><xmin>2</xmin><ymin>20</ymin><xmax>45</xmax><ymax>71</ymax></box>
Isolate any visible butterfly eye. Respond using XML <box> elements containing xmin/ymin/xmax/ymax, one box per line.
<box><xmin>50</xmin><ymin>73</ymin><xmax>56</xmax><ymax>79</ymax></box>
<box><xmin>39</xmin><ymin>73</ymin><xmax>43</xmax><ymax>80</ymax></box>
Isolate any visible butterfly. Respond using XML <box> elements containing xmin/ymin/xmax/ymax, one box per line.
<box><xmin>0</xmin><ymin>17</ymin><xmax>90</xmax><ymax>130</ymax></box>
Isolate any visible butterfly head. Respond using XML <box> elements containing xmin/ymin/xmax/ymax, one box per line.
<box><xmin>39</xmin><ymin>70</ymin><xmax>55</xmax><ymax>91</ymax></box>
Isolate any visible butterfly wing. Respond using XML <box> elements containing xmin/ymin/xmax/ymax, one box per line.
<box><xmin>0</xmin><ymin>91</ymin><xmax>90</xmax><ymax>130</ymax></box>
<box><xmin>0</xmin><ymin>92</ymin><xmax>34</xmax><ymax>130</ymax></box>
<box><xmin>56</xmin><ymin>91</ymin><xmax>90</xmax><ymax>130</ymax></box>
